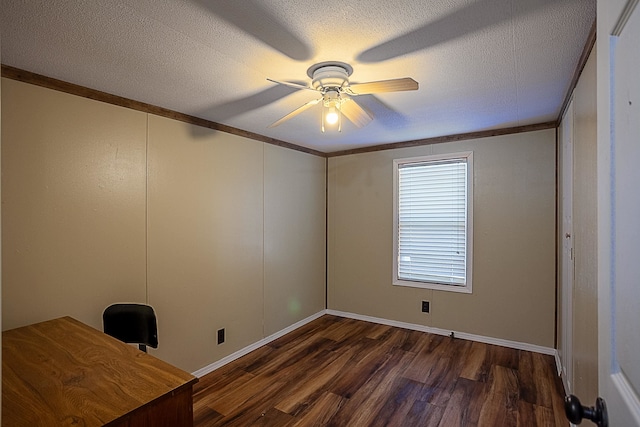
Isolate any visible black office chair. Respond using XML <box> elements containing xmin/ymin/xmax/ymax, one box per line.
<box><xmin>103</xmin><ymin>303</ymin><xmax>158</xmax><ymax>352</ymax></box>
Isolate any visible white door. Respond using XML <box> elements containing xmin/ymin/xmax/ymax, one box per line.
<box><xmin>561</xmin><ymin>98</ymin><xmax>575</xmax><ymax>394</ymax></box>
<box><xmin>597</xmin><ymin>0</ymin><xmax>640</xmax><ymax>425</ymax></box>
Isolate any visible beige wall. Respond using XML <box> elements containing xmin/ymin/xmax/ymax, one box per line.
<box><xmin>263</xmin><ymin>145</ymin><xmax>326</xmax><ymax>336</ymax></box>
<box><xmin>1</xmin><ymin>72</ymin><xmax>563</xmax><ymax>371</ymax></box>
<box><xmin>146</xmin><ymin>116</ymin><xmax>266</xmax><ymax>371</ymax></box>
<box><xmin>1</xmin><ymin>79</ymin><xmax>148</xmax><ymax>330</ymax></box>
<box><xmin>328</xmin><ymin>129</ymin><xmax>556</xmax><ymax>347</ymax></box>
<box><xmin>1</xmin><ymin>78</ymin><xmax>326</xmax><ymax>373</ymax></box>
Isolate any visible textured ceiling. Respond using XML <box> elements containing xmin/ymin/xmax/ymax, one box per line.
<box><xmin>1</xmin><ymin>0</ymin><xmax>595</xmax><ymax>153</ymax></box>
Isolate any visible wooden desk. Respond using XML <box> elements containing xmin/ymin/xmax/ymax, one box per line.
<box><xmin>2</xmin><ymin>316</ymin><xmax>198</xmax><ymax>426</ymax></box>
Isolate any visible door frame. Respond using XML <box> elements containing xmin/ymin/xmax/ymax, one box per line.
<box><xmin>559</xmin><ymin>97</ymin><xmax>575</xmax><ymax>394</ymax></box>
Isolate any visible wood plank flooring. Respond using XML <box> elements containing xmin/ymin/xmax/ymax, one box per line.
<box><xmin>193</xmin><ymin>315</ymin><xmax>568</xmax><ymax>426</ymax></box>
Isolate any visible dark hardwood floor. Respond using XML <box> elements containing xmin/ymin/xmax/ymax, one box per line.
<box><xmin>193</xmin><ymin>315</ymin><xmax>568</xmax><ymax>426</ymax></box>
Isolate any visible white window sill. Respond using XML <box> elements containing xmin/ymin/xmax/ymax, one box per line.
<box><xmin>393</xmin><ymin>279</ymin><xmax>472</xmax><ymax>294</ymax></box>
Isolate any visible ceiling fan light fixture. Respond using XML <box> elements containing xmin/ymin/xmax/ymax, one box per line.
<box><xmin>267</xmin><ymin>61</ymin><xmax>416</xmax><ymax>132</ymax></box>
<box><xmin>325</xmin><ymin>107</ymin><xmax>339</xmax><ymax>125</ymax></box>
<box><xmin>321</xmin><ymin>90</ymin><xmax>342</xmax><ymax>132</ymax></box>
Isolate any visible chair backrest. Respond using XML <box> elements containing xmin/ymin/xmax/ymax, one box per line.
<box><xmin>103</xmin><ymin>303</ymin><xmax>158</xmax><ymax>352</ymax></box>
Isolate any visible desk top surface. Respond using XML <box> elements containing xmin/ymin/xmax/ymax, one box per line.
<box><xmin>2</xmin><ymin>316</ymin><xmax>197</xmax><ymax>426</ymax></box>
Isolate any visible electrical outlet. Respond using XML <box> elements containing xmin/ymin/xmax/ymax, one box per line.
<box><xmin>421</xmin><ymin>300</ymin><xmax>430</xmax><ymax>313</ymax></box>
<box><xmin>217</xmin><ymin>328</ymin><xmax>225</xmax><ymax>344</ymax></box>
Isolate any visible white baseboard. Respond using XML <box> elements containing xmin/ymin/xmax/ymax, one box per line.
<box><xmin>555</xmin><ymin>350</ymin><xmax>572</xmax><ymax>397</ymax></box>
<box><xmin>554</xmin><ymin>349</ymin><xmax>564</xmax><ymax>378</ymax></box>
<box><xmin>192</xmin><ymin>308</ymin><xmax>557</xmax><ymax>377</ymax></box>
<box><xmin>326</xmin><ymin>309</ymin><xmax>556</xmax><ymax>356</ymax></box>
<box><xmin>192</xmin><ymin>310</ymin><xmax>327</xmax><ymax>377</ymax></box>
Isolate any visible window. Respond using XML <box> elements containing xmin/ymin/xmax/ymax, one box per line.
<box><xmin>393</xmin><ymin>152</ymin><xmax>473</xmax><ymax>293</ymax></box>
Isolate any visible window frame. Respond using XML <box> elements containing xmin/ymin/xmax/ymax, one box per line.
<box><xmin>392</xmin><ymin>151</ymin><xmax>473</xmax><ymax>293</ymax></box>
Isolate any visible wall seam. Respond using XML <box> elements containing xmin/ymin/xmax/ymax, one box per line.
<box><xmin>325</xmin><ymin>157</ymin><xmax>329</xmax><ymax>310</ymax></box>
<box><xmin>145</xmin><ymin>113</ymin><xmax>150</xmax><ymax>304</ymax></box>
<box><xmin>554</xmin><ymin>125</ymin><xmax>559</xmax><ymax>350</ymax></box>
<box><xmin>262</xmin><ymin>144</ymin><xmax>266</xmax><ymax>338</ymax></box>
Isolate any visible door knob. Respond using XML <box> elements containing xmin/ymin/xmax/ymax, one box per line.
<box><xmin>566</xmin><ymin>233</ymin><xmax>571</xmax><ymax>238</ymax></box>
<box><xmin>564</xmin><ymin>394</ymin><xmax>608</xmax><ymax>427</ymax></box>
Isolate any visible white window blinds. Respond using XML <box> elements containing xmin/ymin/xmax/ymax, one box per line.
<box><xmin>397</xmin><ymin>158</ymin><xmax>468</xmax><ymax>286</ymax></box>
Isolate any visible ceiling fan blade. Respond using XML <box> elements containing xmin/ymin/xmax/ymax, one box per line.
<box><xmin>268</xmin><ymin>98</ymin><xmax>321</xmax><ymax>128</ymax></box>
<box><xmin>340</xmin><ymin>99</ymin><xmax>373</xmax><ymax>128</ymax></box>
<box><xmin>346</xmin><ymin>78</ymin><xmax>418</xmax><ymax>95</ymax></box>
<box><xmin>267</xmin><ymin>78</ymin><xmax>316</xmax><ymax>92</ymax></box>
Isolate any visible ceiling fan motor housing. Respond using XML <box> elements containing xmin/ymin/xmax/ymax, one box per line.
<box><xmin>309</xmin><ymin>62</ymin><xmax>353</xmax><ymax>91</ymax></box>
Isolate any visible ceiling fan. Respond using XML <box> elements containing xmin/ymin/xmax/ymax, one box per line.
<box><xmin>267</xmin><ymin>61</ymin><xmax>418</xmax><ymax>132</ymax></box>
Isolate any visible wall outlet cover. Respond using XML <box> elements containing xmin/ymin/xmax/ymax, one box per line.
<box><xmin>421</xmin><ymin>301</ymin><xmax>430</xmax><ymax>313</ymax></box>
